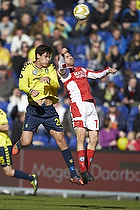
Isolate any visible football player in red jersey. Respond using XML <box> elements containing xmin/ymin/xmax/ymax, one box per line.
<box><xmin>58</xmin><ymin>48</ymin><xmax>117</xmax><ymax>184</ymax></box>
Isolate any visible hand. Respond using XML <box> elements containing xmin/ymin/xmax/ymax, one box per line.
<box><xmin>91</xmin><ymin>23</ymin><xmax>98</xmax><ymax>30</ymax></box>
<box><xmin>40</xmin><ymin>77</ymin><xmax>50</xmax><ymax>84</ymax></box>
<box><xmin>61</xmin><ymin>48</ymin><xmax>68</xmax><ymax>57</ymax></box>
<box><xmin>31</xmin><ymin>90</ymin><xmax>39</xmax><ymax>97</ymax></box>
<box><xmin>108</xmin><ymin>68</ymin><xmax>117</xmax><ymax>74</ymax></box>
<box><xmin>127</xmin><ymin>144</ymin><xmax>135</xmax><ymax>151</ymax></box>
<box><xmin>110</xmin><ymin>140</ymin><xmax>117</xmax><ymax>147</ymax></box>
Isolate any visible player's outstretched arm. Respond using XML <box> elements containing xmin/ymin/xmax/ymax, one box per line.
<box><xmin>58</xmin><ymin>48</ymin><xmax>68</xmax><ymax>77</ymax></box>
<box><xmin>108</xmin><ymin>68</ymin><xmax>117</xmax><ymax>74</ymax></box>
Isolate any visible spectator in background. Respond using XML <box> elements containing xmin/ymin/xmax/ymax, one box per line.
<box><xmin>15</xmin><ymin>13</ymin><xmax>33</xmax><ymax>36</ymax></box>
<box><xmin>86</xmin><ymin>41</ymin><xmax>107</xmax><ymax>71</ymax></box>
<box><xmin>122</xmin><ymin>75</ymin><xmax>140</xmax><ymax>108</ymax></box>
<box><xmin>106</xmin><ymin>45</ymin><xmax>125</xmax><ymax>75</ymax></box>
<box><xmin>89</xmin><ymin>76</ymin><xmax>108</xmax><ymax>105</ymax></box>
<box><xmin>31</xmin><ymin>12</ymin><xmax>52</xmax><ymax>38</ymax></box>
<box><xmin>0</xmin><ymin>15</ymin><xmax>15</xmax><ymax>43</ymax></box>
<box><xmin>0</xmin><ymin>38</ymin><xmax>12</xmax><ymax>68</ymax></box>
<box><xmin>0</xmin><ymin>65</ymin><xmax>15</xmax><ymax>102</ymax></box>
<box><xmin>53</xmin><ymin>0</ymin><xmax>73</xmax><ymax>16</ymax></box>
<box><xmin>10</xmin><ymin>27</ymin><xmax>33</xmax><ymax>58</ymax></box>
<box><xmin>85</xmin><ymin>30</ymin><xmax>105</xmax><ymax>59</ymax></box>
<box><xmin>50</xmin><ymin>15</ymin><xmax>72</xmax><ymax>40</ymax></box>
<box><xmin>28</xmin><ymin>38</ymin><xmax>43</xmax><ymax>62</ymax></box>
<box><xmin>46</xmin><ymin>28</ymin><xmax>68</xmax><ymax>63</ymax></box>
<box><xmin>106</xmin><ymin>101</ymin><xmax>126</xmax><ymax>132</ymax></box>
<box><xmin>120</xmin><ymin>0</ymin><xmax>140</xmax><ymax>38</ymax></box>
<box><xmin>12</xmin><ymin>41</ymin><xmax>29</xmax><ymax>77</ymax></box>
<box><xmin>46</xmin><ymin>27</ymin><xmax>68</xmax><ymax>50</ymax></box>
<box><xmin>99</xmin><ymin>117</ymin><xmax>125</xmax><ymax>151</ymax></box>
<box><xmin>133</xmin><ymin>103</ymin><xmax>140</xmax><ymax>134</ymax></box>
<box><xmin>87</xmin><ymin>0</ymin><xmax>110</xmax><ymax>32</ymax></box>
<box><xmin>13</xmin><ymin>0</ymin><xmax>35</xmax><ymax>24</ymax></box>
<box><xmin>7</xmin><ymin>87</ymin><xmax>28</xmax><ymax>117</ymax></box>
<box><xmin>105</xmin><ymin>28</ymin><xmax>128</xmax><ymax>56</ymax></box>
<box><xmin>124</xmin><ymin>32</ymin><xmax>140</xmax><ymax>62</ymax></box>
<box><xmin>0</xmin><ymin>0</ymin><xmax>15</xmax><ymax>20</ymax></box>
<box><xmin>26</xmin><ymin>0</ymin><xmax>39</xmax><ymax>16</ymax></box>
<box><xmin>126</xmin><ymin>131</ymin><xmax>140</xmax><ymax>151</ymax></box>
<box><xmin>103</xmin><ymin>81</ymin><xmax>120</xmax><ymax>105</ymax></box>
<box><xmin>107</xmin><ymin>0</ymin><xmax>123</xmax><ymax>31</ymax></box>
<box><xmin>70</xmin><ymin>18</ymin><xmax>89</xmax><ymax>45</ymax></box>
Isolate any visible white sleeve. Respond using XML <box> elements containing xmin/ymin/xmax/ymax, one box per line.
<box><xmin>10</xmin><ymin>37</ymin><xmax>17</xmax><ymax>52</ymax></box>
<box><xmin>87</xmin><ymin>67</ymin><xmax>111</xmax><ymax>79</ymax></box>
<box><xmin>58</xmin><ymin>55</ymin><xmax>67</xmax><ymax>76</ymax></box>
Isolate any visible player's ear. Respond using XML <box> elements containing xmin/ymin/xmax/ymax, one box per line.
<box><xmin>37</xmin><ymin>53</ymin><xmax>40</xmax><ymax>59</ymax></box>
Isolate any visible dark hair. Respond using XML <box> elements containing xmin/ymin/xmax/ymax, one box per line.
<box><xmin>104</xmin><ymin>118</ymin><xmax>111</xmax><ymax>128</ymax></box>
<box><xmin>35</xmin><ymin>44</ymin><xmax>53</xmax><ymax>60</ymax></box>
<box><xmin>0</xmin><ymin>38</ymin><xmax>4</xmax><ymax>46</ymax></box>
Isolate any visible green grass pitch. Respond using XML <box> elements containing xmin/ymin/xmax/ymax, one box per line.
<box><xmin>0</xmin><ymin>194</ymin><xmax>140</xmax><ymax>210</ymax></box>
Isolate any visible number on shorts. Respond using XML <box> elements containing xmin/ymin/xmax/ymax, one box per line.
<box><xmin>0</xmin><ymin>156</ymin><xmax>5</xmax><ymax>164</ymax></box>
<box><xmin>55</xmin><ymin>118</ymin><xmax>62</xmax><ymax>126</ymax></box>
<box><xmin>95</xmin><ymin>120</ymin><xmax>98</xmax><ymax>128</ymax></box>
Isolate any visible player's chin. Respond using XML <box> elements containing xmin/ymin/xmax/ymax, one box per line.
<box><xmin>42</xmin><ymin>64</ymin><xmax>48</xmax><ymax>68</ymax></box>
<box><xmin>71</xmin><ymin>61</ymin><xmax>75</xmax><ymax>66</ymax></box>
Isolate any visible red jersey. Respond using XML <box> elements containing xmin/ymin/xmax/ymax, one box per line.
<box><xmin>58</xmin><ymin>56</ymin><xmax>110</xmax><ymax>103</ymax></box>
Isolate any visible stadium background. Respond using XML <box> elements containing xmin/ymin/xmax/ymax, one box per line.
<box><xmin>0</xmin><ymin>0</ymin><xmax>140</xmax><ymax>198</ymax></box>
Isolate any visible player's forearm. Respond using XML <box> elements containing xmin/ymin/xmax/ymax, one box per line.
<box><xmin>87</xmin><ymin>67</ymin><xmax>111</xmax><ymax>79</ymax></box>
<box><xmin>58</xmin><ymin>56</ymin><xmax>67</xmax><ymax>76</ymax></box>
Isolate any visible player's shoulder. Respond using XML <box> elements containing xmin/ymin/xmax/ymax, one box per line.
<box><xmin>75</xmin><ymin>66</ymin><xmax>86</xmax><ymax>71</ymax></box>
<box><xmin>0</xmin><ymin>109</ymin><xmax>7</xmax><ymax>122</ymax></box>
<box><xmin>21</xmin><ymin>62</ymin><xmax>32</xmax><ymax>71</ymax></box>
<box><xmin>48</xmin><ymin>63</ymin><xmax>56</xmax><ymax>71</ymax></box>
<box><xmin>0</xmin><ymin>109</ymin><xmax>6</xmax><ymax>116</ymax></box>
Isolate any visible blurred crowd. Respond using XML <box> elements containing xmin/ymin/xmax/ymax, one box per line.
<box><xmin>0</xmin><ymin>0</ymin><xmax>140</xmax><ymax>151</ymax></box>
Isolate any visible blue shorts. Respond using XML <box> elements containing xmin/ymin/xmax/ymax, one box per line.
<box><xmin>23</xmin><ymin>104</ymin><xmax>64</xmax><ymax>133</ymax></box>
<box><xmin>0</xmin><ymin>145</ymin><xmax>12</xmax><ymax>167</ymax></box>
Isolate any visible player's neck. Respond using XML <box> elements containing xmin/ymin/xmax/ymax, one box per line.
<box><xmin>34</xmin><ymin>61</ymin><xmax>44</xmax><ymax>69</ymax></box>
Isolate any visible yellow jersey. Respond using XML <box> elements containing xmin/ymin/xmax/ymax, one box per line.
<box><xmin>0</xmin><ymin>109</ymin><xmax>12</xmax><ymax>147</ymax></box>
<box><xmin>28</xmin><ymin>47</ymin><xmax>36</xmax><ymax>61</ymax></box>
<box><xmin>0</xmin><ymin>47</ymin><xmax>12</xmax><ymax>68</ymax></box>
<box><xmin>19</xmin><ymin>61</ymin><xmax>60</xmax><ymax>104</ymax></box>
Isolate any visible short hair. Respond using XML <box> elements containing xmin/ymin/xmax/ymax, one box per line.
<box><xmin>35</xmin><ymin>44</ymin><xmax>53</xmax><ymax>60</ymax></box>
<box><xmin>104</xmin><ymin>118</ymin><xmax>111</xmax><ymax>128</ymax></box>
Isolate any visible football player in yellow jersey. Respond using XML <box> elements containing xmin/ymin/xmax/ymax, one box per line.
<box><xmin>12</xmin><ymin>44</ymin><xmax>84</xmax><ymax>185</ymax></box>
<box><xmin>0</xmin><ymin>109</ymin><xmax>38</xmax><ymax>194</ymax></box>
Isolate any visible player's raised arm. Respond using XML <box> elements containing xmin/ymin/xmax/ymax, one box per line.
<box><xmin>87</xmin><ymin>67</ymin><xmax>117</xmax><ymax>80</ymax></box>
<box><xmin>58</xmin><ymin>48</ymin><xmax>68</xmax><ymax>76</ymax></box>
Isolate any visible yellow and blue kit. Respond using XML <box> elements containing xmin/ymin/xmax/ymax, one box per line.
<box><xmin>19</xmin><ymin>62</ymin><xmax>64</xmax><ymax>133</ymax></box>
<box><xmin>19</xmin><ymin>61</ymin><xmax>60</xmax><ymax>104</ymax></box>
<box><xmin>0</xmin><ymin>109</ymin><xmax>12</xmax><ymax>167</ymax></box>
